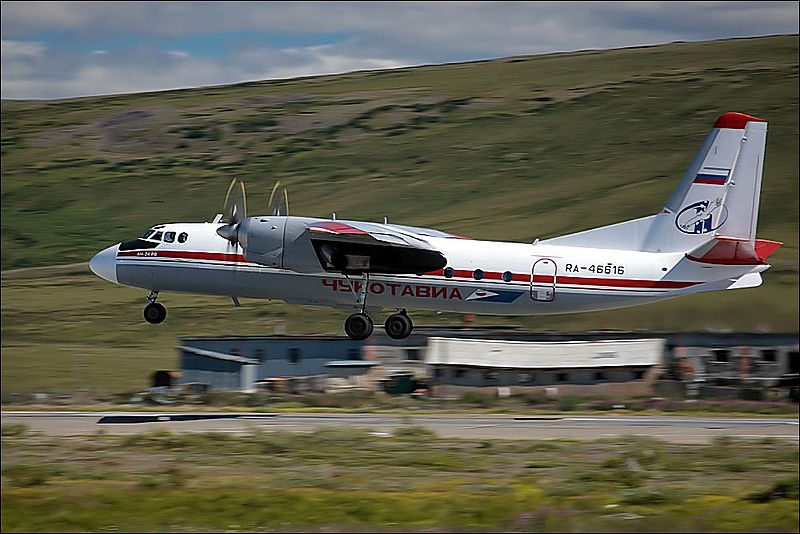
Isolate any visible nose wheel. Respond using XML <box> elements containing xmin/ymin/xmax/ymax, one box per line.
<box><xmin>144</xmin><ymin>302</ymin><xmax>167</xmax><ymax>324</ymax></box>
<box><xmin>143</xmin><ymin>290</ymin><xmax>166</xmax><ymax>324</ymax></box>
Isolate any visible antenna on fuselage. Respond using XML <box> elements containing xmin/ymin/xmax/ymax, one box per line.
<box><xmin>532</xmin><ymin>238</ymin><xmax>540</xmax><ymax>246</ymax></box>
<box><xmin>332</xmin><ymin>212</ymin><xmax>336</xmax><ymax>220</ymax></box>
<box><xmin>212</xmin><ymin>213</ymin><xmax>224</xmax><ymax>223</ymax></box>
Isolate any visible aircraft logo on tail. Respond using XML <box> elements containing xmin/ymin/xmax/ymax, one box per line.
<box><xmin>675</xmin><ymin>198</ymin><xmax>728</xmax><ymax>234</ymax></box>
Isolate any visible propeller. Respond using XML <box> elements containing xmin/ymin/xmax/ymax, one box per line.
<box><xmin>217</xmin><ymin>178</ymin><xmax>247</xmax><ymax>244</ymax></box>
<box><xmin>267</xmin><ymin>180</ymin><xmax>289</xmax><ymax>216</ymax></box>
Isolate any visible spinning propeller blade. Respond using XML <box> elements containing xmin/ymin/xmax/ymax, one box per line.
<box><xmin>217</xmin><ymin>177</ymin><xmax>248</xmax><ymax>244</ymax></box>
<box><xmin>267</xmin><ymin>180</ymin><xmax>289</xmax><ymax>216</ymax></box>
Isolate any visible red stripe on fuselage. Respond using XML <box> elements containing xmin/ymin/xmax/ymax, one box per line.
<box><xmin>119</xmin><ymin>250</ymin><xmax>700</xmax><ymax>290</ymax></box>
<box><xmin>118</xmin><ymin>250</ymin><xmax>249</xmax><ymax>263</ymax></box>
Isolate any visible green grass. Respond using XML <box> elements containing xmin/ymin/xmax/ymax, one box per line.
<box><xmin>1</xmin><ymin>430</ymin><xmax>797</xmax><ymax>532</ymax></box>
<box><xmin>1</xmin><ymin>35</ymin><xmax>798</xmax><ymax>395</ymax></box>
<box><xmin>2</xmin><ymin>36</ymin><xmax>797</xmax><ymax>270</ymax></box>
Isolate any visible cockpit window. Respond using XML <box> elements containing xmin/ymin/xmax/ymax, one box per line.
<box><xmin>139</xmin><ymin>229</ymin><xmax>155</xmax><ymax>239</ymax></box>
<box><xmin>178</xmin><ymin>232</ymin><xmax>188</xmax><ymax>243</ymax></box>
<box><xmin>164</xmin><ymin>231</ymin><xmax>176</xmax><ymax>243</ymax></box>
<box><xmin>152</xmin><ymin>231</ymin><xmax>163</xmax><ymax>241</ymax></box>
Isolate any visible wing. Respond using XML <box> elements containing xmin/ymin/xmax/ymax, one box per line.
<box><xmin>306</xmin><ymin>220</ymin><xmax>448</xmax><ymax>274</ymax></box>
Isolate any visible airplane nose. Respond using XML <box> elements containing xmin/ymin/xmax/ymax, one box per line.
<box><xmin>89</xmin><ymin>244</ymin><xmax>119</xmax><ymax>284</ymax></box>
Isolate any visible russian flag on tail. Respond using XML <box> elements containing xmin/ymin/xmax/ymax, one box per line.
<box><xmin>694</xmin><ymin>169</ymin><xmax>729</xmax><ymax>185</ymax></box>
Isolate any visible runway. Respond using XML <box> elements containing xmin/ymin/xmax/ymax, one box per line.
<box><xmin>2</xmin><ymin>411</ymin><xmax>798</xmax><ymax>443</ymax></box>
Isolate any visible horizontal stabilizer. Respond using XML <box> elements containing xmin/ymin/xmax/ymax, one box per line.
<box><xmin>727</xmin><ymin>272</ymin><xmax>763</xmax><ymax>290</ymax></box>
<box><xmin>686</xmin><ymin>236</ymin><xmax>782</xmax><ymax>265</ymax></box>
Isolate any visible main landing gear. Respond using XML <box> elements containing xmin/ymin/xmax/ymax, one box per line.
<box><xmin>342</xmin><ymin>273</ymin><xmax>414</xmax><ymax>341</ymax></box>
<box><xmin>143</xmin><ymin>290</ymin><xmax>167</xmax><ymax>324</ymax></box>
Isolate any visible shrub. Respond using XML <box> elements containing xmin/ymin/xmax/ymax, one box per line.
<box><xmin>620</xmin><ymin>488</ymin><xmax>668</xmax><ymax>505</ymax></box>
<box><xmin>393</xmin><ymin>425</ymin><xmax>438</xmax><ymax>441</ymax></box>
<box><xmin>2</xmin><ymin>465</ymin><xmax>51</xmax><ymax>487</ymax></box>
<box><xmin>461</xmin><ymin>391</ymin><xmax>494</xmax><ymax>406</ymax></box>
<box><xmin>1</xmin><ymin>423</ymin><xmax>28</xmax><ymax>436</ymax></box>
<box><xmin>557</xmin><ymin>397</ymin><xmax>580</xmax><ymax>411</ymax></box>
<box><xmin>746</xmin><ymin>476</ymin><xmax>800</xmax><ymax>502</ymax></box>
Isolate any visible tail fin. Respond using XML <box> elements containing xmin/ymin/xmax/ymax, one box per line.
<box><xmin>642</xmin><ymin>112</ymin><xmax>768</xmax><ymax>252</ymax></box>
<box><xmin>543</xmin><ymin>112</ymin><xmax>771</xmax><ymax>253</ymax></box>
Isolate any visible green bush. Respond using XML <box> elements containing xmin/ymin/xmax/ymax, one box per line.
<box><xmin>2</xmin><ymin>465</ymin><xmax>51</xmax><ymax>487</ymax></box>
<box><xmin>137</xmin><ymin>467</ymin><xmax>186</xmax><ymax>489</ymax></box>
<box><xmin>461</xmin><ymin>391</ymin><xmax>494</xmax><ymax>406</ymax></box>
<box><xmin>1</xmin><ymin>423</ymin><xmax>28</xmax><ymax>437</ymax></box>
<box><xmin>746</xmin><ymin>476</ymin><xmax>800</xmax><ymax>502</ymax></box>
<box><xmin>620</xmin><ymin>488</ymin><xmax>668</xmax><ymax>505</ymax></box>
<box><xmin>393</xmin><ymin>425</ymin><xmax>438</xmax><ymax>440</ymax></box>
<box><xmin>557</xmin><ymin>397</ymin><xmax>580</xmax><ymax>411</ymax></box>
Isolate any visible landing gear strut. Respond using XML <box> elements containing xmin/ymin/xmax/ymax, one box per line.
<box><xmin>344</xmin><ymin>273</ymin><xmax>374</xmax><ymax>340</ymax></box>
<box><xmin>143</xmin><ymin>290</ymin><xmax>167</xmax><ymax>324</ymax></box>
<box><xmin>385</xmin><ymin>310</ymin><xmax>413</xmax><ymax>340</ymax></box>
<box><xmin>341</xmin><ymin>273</ymin><xmax>415</xmax><ymax>340</ymax></box>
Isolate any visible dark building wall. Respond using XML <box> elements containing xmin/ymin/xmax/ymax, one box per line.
<box><xmin>431</xmin><ymin>365</ymin><xmax>652</xmax><ymax>387</ymax></box>
<box><xmin>180</xmin><ymin>353</ymin><xmax>247</xmax><ymax>390</ymax></box>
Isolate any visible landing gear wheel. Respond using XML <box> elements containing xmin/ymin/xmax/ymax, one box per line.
<box><xmin>143</xmin><ymin>302</ymin><xmax>167</xmax><ymax>324</ymax></box>
<box><xmin>384</xmin><ymin>312</ymin><xmax>413</xmax><ymax>340</ymax></box>
<box><xmin>345</xmin><ymin>313</ymin><xmax>373</xmax><ymax>340</ymax></box>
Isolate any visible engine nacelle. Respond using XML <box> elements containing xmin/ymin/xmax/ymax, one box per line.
<box><xmin>235</xmin><ymin>216</ymin><xmax>328</xmax><ymax>273</ymax></box>
<box><xmin>232</xmin><ymin>216</ymin><xmax>446</xmax><ymax>275</ymax></box>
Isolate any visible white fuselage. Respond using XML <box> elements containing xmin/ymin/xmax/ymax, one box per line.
<box><xmin>91</xmin><ymin>220</ymin><xmax>765</xmax><ymax>316</ymax></box>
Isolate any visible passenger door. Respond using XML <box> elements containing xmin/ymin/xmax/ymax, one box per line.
<box><xmin>531</xmin><ymin>258</ymin><xmax>557</xmax><ymax>302</ymax></box>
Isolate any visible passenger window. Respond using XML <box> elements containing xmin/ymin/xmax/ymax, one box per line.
<box><xmin>178</xmin><ymin>232</ymin><xmax>188</xmax><ymax>243</ymax></box>
<box><xmin>152</xmin><ymin>231</ymin><xmax>163</xmax><ymax>241</ymax></box>
<box><xmin>444</xmin><ymin>267</ymin><xmax>454</xmax><ymax>278</ymax></box>
<box><xmin>164</xmin><ymin>231</ymin><xmax>176</xmax><ymax>243</ymax></box>
<box><xmin>473</xmin><ymin>269</ymin><xmax>484</xmax><ymax>280</ymax></box>
<box><xmin>502</xmin><ymin>271</ymin><xmax>513</xmax><ymax>282</ymax></box>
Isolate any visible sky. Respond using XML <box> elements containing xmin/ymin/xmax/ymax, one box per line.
<box><xmin>2</xmin><ymin>1</ymin><xmax>798</xmax><ymax>100</ymax></box>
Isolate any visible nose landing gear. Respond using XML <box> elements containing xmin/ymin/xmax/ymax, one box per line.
<box><xmin>143</xmin><ymin>290</ymin><xmax>167</xmax><ymax>324</ymax></box>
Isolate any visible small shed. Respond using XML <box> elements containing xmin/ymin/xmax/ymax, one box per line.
<box><xmin>179</xmin><ymin>346</ymin><xmax>259</xmax><ymax>392</ymax></box>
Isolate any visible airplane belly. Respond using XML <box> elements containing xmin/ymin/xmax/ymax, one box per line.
<box><xmin>117</xmin><ymin>259</ymin><xmax>678</xmax><ymax>315</ymax></box>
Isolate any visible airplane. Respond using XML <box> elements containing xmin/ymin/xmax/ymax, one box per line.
<box><xmin>90</xmin><ymin>112</ymin><xmax>782</xmax><ymax>340</ymax></box>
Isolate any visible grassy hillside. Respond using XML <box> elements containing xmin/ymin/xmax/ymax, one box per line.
<box><xmin>1</xmin><ymin>36</ymin><xmax>798</xmax><ymax>394</ymax></box>
<box><xmin>2</xmin><ymin>36</ymin><xmax>798</xmax><ymax>270</ymax></box>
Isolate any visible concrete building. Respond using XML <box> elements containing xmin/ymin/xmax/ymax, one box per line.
<box><xmin>179</xmin><ymin>335</ymin><xmax>363</xmax><ymax>392</ymax></box>
<box><xmin>175</xmin><ymin>327</ymin><xmax>798</xmax><ymax>395</ymax></box>
<box><xmin>426</xmin><ymin>337</ymin><xmax>663</xmax><ymax>397</ymax></box>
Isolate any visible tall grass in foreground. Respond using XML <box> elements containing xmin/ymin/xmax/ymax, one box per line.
<box><xmin>2</xmin><ymin>429</ymin><xmax>798</xmax><ymax>532</ymax></box>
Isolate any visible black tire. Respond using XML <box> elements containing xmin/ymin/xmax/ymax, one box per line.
<box><xmin>344</xmin><ymin>313</ymin><xmax>373</xmax><ymax>340</ymax></box>
<box><xmin>384</xmin><ymin>312</ymin><xmax>413</xmax><ymax>340</ymax></box>
<box><xmin>144</xmin><ymin>302</ymin><xmax>167</xmax><ymax>324</ymax></box>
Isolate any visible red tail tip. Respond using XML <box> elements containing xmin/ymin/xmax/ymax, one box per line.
<box><xmin>713</xmin><ymin>112</ymin><xmax>766</xmax><ymax>129</ymax></box>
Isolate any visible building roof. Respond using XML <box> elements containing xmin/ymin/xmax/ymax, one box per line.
<box><xmin>179</xmin><ymin>346</ymin><xmax>259</xmax><ymax>365</ymax></box>
<box><xmin>325</xmin><ymin>360</ymin><xmax>381</xmax><ymax>368</ymax></box>
<box><xmin>425</xmin><ymin>337</ymin><xmax>664</xmax><ymax>369</ymax></box>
